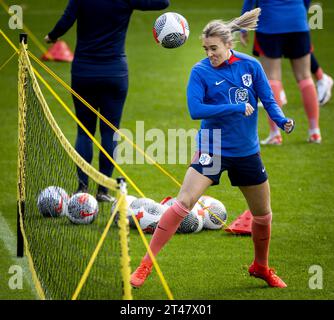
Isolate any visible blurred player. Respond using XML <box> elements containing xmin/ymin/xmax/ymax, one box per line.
<box><xmin>45</xmin><ymin>0</ymin><xmax>170</xmax><ymax>201</ymax></box>
<box><xmin>242</xmin><ymin>0</ymin><xmax>333</xmax><ymax>108</ymax></box>
<box><xmin>131</xmin><ymin>8</ymin><xmax>294</xmax><ymax>289</ymax></box>
<box><xmin>240</xmin><ymin>0</ymin><xmax>322</xmax><ymax>145</ymax></box>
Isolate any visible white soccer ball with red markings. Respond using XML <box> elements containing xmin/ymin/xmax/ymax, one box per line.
<box><xmin>112</xmin><ymin>195</ymin><xmax>138</xmax><ymax>225</ymax></box>
<box><xmin>126</xmin><ymin>197</ymin><xmax>156</xmax><ymax>228</ymax></box>
<box><xmin>130</xmin><ymin>205</ymin><xmax>162</xmax><ymax>234</ymax></box>
<box><xmin>67</xmin><ymin>193</ymin><xmax>99</xmax><ymax>225</ymax></box>
<box><xmin>37</xmin><ymin>186</ymin><xmax>69</xmax><ymax>218</ymax></box>
<box><xmin>153</xmin><ymin>12</ymin><xmax>190</xmax><ymax>48</ymax></box>
<box><xmin>199</xmin><ymin>195</ymin><xmax>227</xmax><ymax>230</ymax></box>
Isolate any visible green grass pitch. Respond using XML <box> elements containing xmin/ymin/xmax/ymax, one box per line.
<box><xmin>0</xmin><ymin>0</ymin><xmax>333</xmax><ymax>300</ymax></box>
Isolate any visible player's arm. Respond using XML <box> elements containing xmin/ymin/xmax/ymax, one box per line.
<box><xmin>129</xmin><ymin>0</ymin><xmax>170</xmax><ymax>11</ymax></box>
<box><xmin>46</xmin><ymin>0</ymin><xmax>78</xmax><ymax>43</ymax></box>
<box><xmin>253</xmin><ymin>62</ymin><xmax>294</xmax><ymax>133</ymax></box>
<box><xmin>187</xmin><ymin>69</ymin><xmax>246</xmax><ymax>120</ymax></box>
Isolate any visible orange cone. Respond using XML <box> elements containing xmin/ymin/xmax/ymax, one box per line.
<box><xmin>41</xmin><ymin>40</ymin><xmax>74</xmax><ymax>62</ymax></box>
<box><xmin>225</xmin><ymin>209</ymin><xmax>252</xmax><ymax>235</ymax></box>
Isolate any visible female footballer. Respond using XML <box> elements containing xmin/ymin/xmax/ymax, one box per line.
<box><xmin>131</xmin><ymin>8</ymin><xmax>294</xmax><ymax>289</ymax></box>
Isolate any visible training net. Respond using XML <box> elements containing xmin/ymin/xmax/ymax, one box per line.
<box><xmin>17</xmin><ymin>42</ymin><xmax>131</xmax><ymax>300</ymax></box>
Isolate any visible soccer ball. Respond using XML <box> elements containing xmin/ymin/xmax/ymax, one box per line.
<box><xmin>128</xmin><ymin>201</ymin><xmax>166</xmax><ymax>230</ymax></box>
<box><xmin>144</xmin><ymin>202</ymin><xmax>166</xmax><ymax>216</ymax></box>
<box><xmin>67</xmin><ymin>193</ymin><xmax>98</xmax><ymax>225</ymax></box>
<box><xmin>127</xmin><ymin>197</ymin><xmax>156</xmax><ymax>227</ymax></box>
<box><xmin>160</xmin><ymin>196</ymin><xmax>175</xmax><ymax>206</ymax></box>
<box><xmin>37</xmin><ymin>186</ymin><xmax>69</xmax><ymax>217</ymax></box>
<box><xmin>153</xmin><ymin>12</ymin><xmax>190</xmax><ymax>48</ymax></box>
<box><xmin>199</xmin><ymin>196</ymin><xmax>227</xmax><ymax>230</ymax></box>
<box><xmin>177</xmin><ymin>202</ymin><xmax>204</xmax><ymax>234</ymax></box>
<box><xmin>162</xmin><ymin>197</ymin><xmax>203</xmax><ymax>233</ymax></box>
<box><xmin>112</xmin><ymin>195</ymin><xmax>137</xmax><ymax>225</ymax></box>
<box><xmin>130</xmin><ymin>206</ymin><xmax>162</xmax><ymax>234</ymax></box>
<box><xmin>130</xmin><ymin>197</ymin><xmax>155</xmax><ymax>209</ymax></box>
<box><xmin>113</xmin><ymin>197</ymin><xmax>156</xmax><ymax>227</ymax></box>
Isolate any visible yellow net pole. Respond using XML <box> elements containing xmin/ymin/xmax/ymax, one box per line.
<box><xmin>116</xmin><ymin>179</ymin><xmax>132</xmax><ymax>300</ymax></box>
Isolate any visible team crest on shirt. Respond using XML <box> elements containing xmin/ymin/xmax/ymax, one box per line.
<box><xmin>242</xmin><ymin>73</ymin><xmax>252</xmax><ymax>87</ymax></box>
<box><xmin>235</xmin><ymin>88</ymin><xmax>249</xmax><ymax>104</ymax></box>
<box><xmin>199</xmin><ymin>153</ymin><xmax>212</xmax><ymax>166</ymax></box>
<box><xmin>228</xmin><ymin>87</ymin><xmax>249</xmax><ymax>104</ymax></box>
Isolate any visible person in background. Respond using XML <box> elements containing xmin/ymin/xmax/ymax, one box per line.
<box><xmin>45</xmin><ymin>0</ymin><xmax>170</xmax><ymax>201</ymax></box>
<box><xmin>130</xmin><ymin>8</ymin><xmax>294</xmax><ymax>289</ymax></box>
<box><xmin>240</xmin><ymin>0</ymin><xmax>325</xmax><ymax>145</ymax></box>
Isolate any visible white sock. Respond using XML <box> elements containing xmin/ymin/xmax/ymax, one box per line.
<box><xmin>309</xmin><ymin>128</ymin><xmax>321</xmax><ymax>136</ymax></box>
<box><xmin>270</xmin><ymin>130</ymin><xmax>281</xmax><ymax>138</ymax></box>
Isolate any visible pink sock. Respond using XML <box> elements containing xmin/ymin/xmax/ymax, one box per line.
<box><xmin>268</xmin><ymin>80</ymin><xmax>283</xmax><ymax>135</ymax></box>
<box><xmin>252</xmin><ymin>213</ymin><xmax>272</xmax><ymax>267</ymax></box>
<box><xmin>315</xmin><ymin>67</ymin><xmax>324</xmax><ymax>81</ymax></box>
<box><xmin>298</xmin><ymin>78</ymin><xmax>319</xmax><ymax>130</ymax></box>
<box><xmin>142</xmin><ymin>201</ymin><xmax>189</xmax><ymax>264</ymax></box>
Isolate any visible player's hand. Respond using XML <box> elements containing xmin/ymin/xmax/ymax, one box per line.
<box><xmin>245</xmin><ymin>103</ymin><xmax>254</xmax><ymax>116</ymax></box>
<box><xmin>284</xmin><ymin>118</ymin><xmax>295</xmax><ymax>134</ymax></box>
<box><xmin>44</xmin><ymin>35</ymin><xmax>57</xmax><ymax>44</ymax></box>
<box><xmin>240</xmin><ymin>31</ymin><xmax>248</xmax><ymax>47</ymax></box>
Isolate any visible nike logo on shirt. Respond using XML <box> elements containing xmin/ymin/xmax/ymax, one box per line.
<box><xmin>215</xmin><ymin>80</ymin><xmax>225</xmax><ymax>85</ymax></box>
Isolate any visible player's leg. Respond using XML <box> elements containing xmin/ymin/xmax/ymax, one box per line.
<box><xmin>260</xmin><ymin>56</ymin><xmax>284</xmax><ymax>145</ymax></box>
<box><xmin>228</xmin><ymin>153</ymin><xmax>286</xmax><ymax>288</ymax></box>
<box><xmin>311</xmin><ymin>52</ymin><xmax>323</xmax><ymax>80</ymax></box>
<box><xmin>239</xmin><ymin>181</ymin><xmax>287</xmax><ymax>288</ymax></box>
<box><xmin>97</xmin><ymin>76</ymin><xmax>128</xmax><ymax>201</ymax></box>
<box><xmin>286</xmin><ymin>32</ymin><xmax>321</xmax><ymax>143</ymax></box>
<box><xmin>130</xmin><ymin>167</ymin><xmax>213</xmax><ymax>288</ymax></box>
<box><xmin>255</xmin><ymin>32</ymin><xmax>284</xmax><ymax>145</ymax></box>
<box><xmin>71</xmin><ymin>76</ymin><xmax>98</xmax><ymax>192</ymax></box>
<box><xmin>291</xmin><ymin>54</ymin><xmax>321</xmax><ymax>143</ymax></box>
<box><xmin>239</xmin><ymin>181</ymin><xmax>272</xmax><ymax>267</ymax></box>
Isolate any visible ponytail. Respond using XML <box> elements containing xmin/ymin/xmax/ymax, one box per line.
<box><xmin>202</xmin><ymin>8</ymin><xmax>261</xmax><ymax>45</ymax></box>
<box><xmin>227</xmin><ymin>8</ymin><xmax>261</xmax><ymax>33</ymax></box>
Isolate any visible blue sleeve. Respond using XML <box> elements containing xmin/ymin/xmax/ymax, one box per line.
<box><xmin>48</xmin><ymin>0</ymin><xmax>78</xmax><ymax>40</ymax></box>
<box><xmin>129</xmin><ymin>0</ymin><xmax>169</xmax><ymax>10</ymax></box>
<box><xmin>241</xmin><ymin>0</ymin><xmax>256</xmax><ymax>14</ymax></box>
<box><xmin>253</xmin><ymin>61</ymin><xmax>288</xmax><ymax>130</ymax></box>
<box><xmin>187</xmin><ymin>69</ymin><xmax>246</xmax><ymax>120</ymax></box>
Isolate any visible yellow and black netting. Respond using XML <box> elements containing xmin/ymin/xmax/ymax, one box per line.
<box><xmin>19</xmin><ymin>47</ymin><xmax>128</xmax><ymax>300</ymax></box>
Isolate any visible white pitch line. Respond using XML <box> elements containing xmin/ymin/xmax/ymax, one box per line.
<box><xmin>0</xmin><ymin>211</ymin><xmax>39</xmax><ymax>299</ymax></box>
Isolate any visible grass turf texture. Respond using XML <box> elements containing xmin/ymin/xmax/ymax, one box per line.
<box><xmin>0</xmin><ymin>0</ymin><xmax>333</xmax><ymax>299</ymax></box>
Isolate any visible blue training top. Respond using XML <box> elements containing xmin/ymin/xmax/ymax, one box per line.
<box><xmin>187</xmin><ymin>50</ymin><xmax>289</xmax><ymax>157</ymax></box>
<box><xmin>48</xmin><ymin>0</ymin><xmax>169</xmax><ymax>77</ymax></box>
<box><xmin>241</xmin><ymin>0</ymin><xmax>309</xmax><ymax>34</ymax></box>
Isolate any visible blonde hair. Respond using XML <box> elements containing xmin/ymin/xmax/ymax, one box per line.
<box><xmin>202</xmin><ymin>8</ymin><xmax>261</xmax><ymax>45</ymax></box>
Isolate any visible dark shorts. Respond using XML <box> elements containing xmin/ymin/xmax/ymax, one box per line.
<box><xmin>190</xmin><ymin>152</ymin><xmax>268</xmax><ymax>187</ymax></box>
<box><xmin>253</xmin><ymin>31</ymin><xmax>311</xmax><ymax>59</ymax></box>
